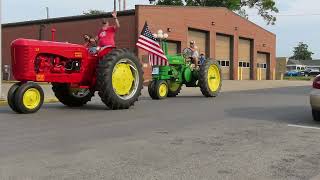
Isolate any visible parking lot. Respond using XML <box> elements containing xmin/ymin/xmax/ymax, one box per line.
<box><xmin>0</xmin><ymin>81</ymin><xmax>319</xmax><ymax>180</ymax></box>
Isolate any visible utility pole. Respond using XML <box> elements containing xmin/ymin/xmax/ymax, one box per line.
<box><xmin>114</xmin><ymin>0</ymin><xmax>117</xmax><ymax>11</ymax></box>
<box><xmin>46</xmin><ymin>7</ymin><xmax>49</xmax><ymax>19</ymax></box>
<box><xmin>0</xmin><ymin>0</ymin><xmax>2</xmax><ymax>99</ymax></box>
<box><xmin>118</xmin><ymin>0</ymin><xmax>121</xmax><ymax>11</ymax></box>
<box><xmin>123</xmin><ymin>0</ymin><xmax>126</xmax><ymax>10</ymax></box>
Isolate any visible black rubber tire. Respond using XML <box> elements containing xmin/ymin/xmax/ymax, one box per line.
<box><xmin>312</xmin><ymin>110</ymin><xmax>320</xmax><ymax>121</ymax></box>
<box><xmin>14</xmin><ymin>82</ymin><xmax>44</xmax><ymax>114</ymax></box>
<box><xmin>7</xmin><ymin>82</ymin><xmax>22</xmax><ymax>113</ymax></box>
<box><xmin>199</xmin><ymin>60</ymin><xmax>222</xmax><ymax>97</ymax></box>
<box><xmin>148</xmin><ymin>81</ymin><xmax>157</xmax><ymax>99</ymax></box>
<box><xmin>154</xmin><ymin>80</ymin><xmax>168</xmax><ymax>100</ymax></box>
<box><xmin>167</xmin><ymin>81</ymin><xmax>182</xmax><ymax>97</ymax></box>
<box><xmin>52</xmin><ymin>83</ymin><xmax>94</xmax><ymax>107</ymax></box>
<box><xmin>96</xmin><ymin>48</ymin><xmax>143</xmax><ymax>110</ymax></box>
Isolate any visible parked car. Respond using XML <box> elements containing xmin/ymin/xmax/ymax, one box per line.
<box><xmin>304</xmin><ymin>68</ymin><xmax>320</xmax><ymax>77</ymax></box>
<box><xmin>310</xmin><ymin>75</ymin><xmax>320</xmax><ymax>121</ymax></box>
<box><xmin>285</xmin><ymin>70</ymin><xmax>302</xmax><ymax>76</ymax></box>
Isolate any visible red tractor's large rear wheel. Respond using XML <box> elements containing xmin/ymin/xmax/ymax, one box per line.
<box><xmin>52</xmin><ymin>83</ymin><xmax>94</xmax><ymax>107</ymax></box>
<box><xmin>96</xmin><ymin>49</ymin><xmax>143</xmax><ymax>110</ymax></box>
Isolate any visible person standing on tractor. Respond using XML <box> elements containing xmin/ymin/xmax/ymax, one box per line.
<box><xmin>96</xmin><ymin>11</ymin><xmax>120</xmax><ymax>49</ymax></box>
<box><xmin>189</xmin><ymin>40</ymin><xmax>199</xmax><ymax>67</ymax></box>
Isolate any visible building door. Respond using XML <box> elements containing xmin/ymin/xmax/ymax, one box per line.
<box><xmin>238</xmin><ymin>38</ymin><xmax>251</xmax><ymax>80</ymax></box>
<box><xmin>257</xmin><ymin>53</ymin><xmax>269</xmax><ymax>80</ymax></box>
<box><xmin>216</xmin><ymin>34</ymin><xmax>231</xmax><ymax>80</ymax></box>
<box><xmin>188</xmin><ymin>29</ymin><xmax>208</xmax><ymax>56</ymax></box>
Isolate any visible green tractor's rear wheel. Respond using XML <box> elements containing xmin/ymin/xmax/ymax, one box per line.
<box><xmin>199</xmin><ymin>60</ymin><xmax>222</xmax><ymax>97</ymax></box>
<box><xmin>52</xmin><ymin>83</ymin><xmax>94</xmax><ymax>107</ymax></box>
<box><xmin>167</xmin><ymin>81</ymin><xmax>182</xmax><ymax>97</ymax></box>
<box><xmin>96</xmin><ymin>48</ymin><xmax>143</xmax><ymax>110</ymax></box>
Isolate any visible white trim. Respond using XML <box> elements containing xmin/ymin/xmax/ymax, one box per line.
<box><xmin>288</xmin><ymin>124</ymin><xmax>320</xmax><ymax>130</ymax></box>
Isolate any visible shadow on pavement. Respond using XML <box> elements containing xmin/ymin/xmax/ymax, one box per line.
<box><xmin>225</xmin><ymin>105</ymin><xmax>319</xmax><ymax>126</ymax></box>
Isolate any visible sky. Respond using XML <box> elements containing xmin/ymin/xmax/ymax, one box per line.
<box><xmin>2</xmin><ymin>0</ymin><xmax>320</xmax><ymax>59</ymax></box>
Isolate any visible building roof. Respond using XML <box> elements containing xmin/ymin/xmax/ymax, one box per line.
<box><xmin>137</xmin><ymin>5</ymin><xmax>275</xmax><ymax>36</ymax></box>
<box><xmin>2</xmin><ymin>9</ymin><xmax>135</xmax><ymax>28</ymax></box>
<box><xmin>2</xmin><ymin>5</ymin><xmax>274</xmax><ymax>36</ymax></box>
<box><xmin>287</xmin><ymin>59</ymin><xmax>320</xmax><ymax>66</ymax></box>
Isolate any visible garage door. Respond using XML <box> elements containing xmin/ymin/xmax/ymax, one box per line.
<box><xmin>188</xmin><ymin>29</ymin><xmax>207</xmax><ymax>56</ymax></box>
<box><xmin>238</xmin><ymin>39</ymin><xmax>251</xmax><ymax>80</ymax></box>
<box><xmin>216</xmin><ymin>35</ymin><xmax>231</xmax><ymax>80</ymax></box>
<box><xmin>257</xmin><ymin>53</ymin><xmax>268</xmax><ymax>80</ymax></box>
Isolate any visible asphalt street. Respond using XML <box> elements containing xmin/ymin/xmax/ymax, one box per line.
<box><xmin>0</xmin><ymin>85</ymin><xmax>319</xmax><ymax>180</ymax></box>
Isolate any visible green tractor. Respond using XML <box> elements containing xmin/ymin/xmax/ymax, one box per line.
<box><xmin>148</xmin><ymin>41</ymin><xmax>222</xmax><ymax>99</ymax></box>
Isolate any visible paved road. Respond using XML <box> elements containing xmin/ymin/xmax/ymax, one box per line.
<box><xmin>0</xmin><ymin>85</ymin><xmax>319</xmax><ymax>180</ymax></box>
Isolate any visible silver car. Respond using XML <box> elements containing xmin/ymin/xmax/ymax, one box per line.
<box><xmin>310</xmin><ymin>75</ymin><xmax>320</xmax><ymax>121</ymax></box>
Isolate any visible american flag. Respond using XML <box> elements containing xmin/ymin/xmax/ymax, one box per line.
<box><xmin>136</xmin><ymin>22</ymin><xmax>168</xmax><ymax>66</ymax></box>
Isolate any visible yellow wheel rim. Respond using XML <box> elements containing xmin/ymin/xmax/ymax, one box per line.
<box><xmin>207</xmin><ymin>64</ymin><xmax>221</xmax><ymax>92</ymax></box>
<box><xmin>23</xmin><ymin>88</ymin><xmax>41</xmax><ymax>110</ymax></box>
<box><xmin>158</xmin><ymin>83</ymin><xmax>168</xmax><ymax>97</ymax></box>
<box><xmin>112</xmin><ymin>63</ymin><xmax>135</xmax><ymax>96</ymax></box>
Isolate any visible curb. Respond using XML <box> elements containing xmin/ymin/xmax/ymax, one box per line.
<box><xmin>0</xmin><ymin>98</ymin><xmax>59</xmax><ymax>106</ymax></box>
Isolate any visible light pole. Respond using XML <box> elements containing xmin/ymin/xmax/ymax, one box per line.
<box><xmin>0</xmin><ymin>0</ymin><xmax>3</xmax><ymax>99</ymax></box>
<box><xmin>46</xmin><ymin>7</ymin><xmax>49</xmax><ymax>19</ymax></box>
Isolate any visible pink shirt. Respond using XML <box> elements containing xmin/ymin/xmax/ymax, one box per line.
<box><xmin>98</xmin><ymin>26</ymin><xmax>116</xmax><ymax>47</ymax></box>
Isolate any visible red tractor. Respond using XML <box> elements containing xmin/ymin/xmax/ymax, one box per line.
<box><xmin>8</xmin><ymin>38</ymin><xmax>143</xmax><ymax>114</ymax></box>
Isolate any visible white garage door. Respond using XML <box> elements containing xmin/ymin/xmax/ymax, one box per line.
<box><xmin>216</xmin><ymin>35</ymin><xmax>231</xmax><ymax>80</ymax></box>
<box><xmin>188</xmin><ymin>29</ymin><xmax>207</xmax><ymax>56</ymax></box>
<box><xmin>238</xmin><ymin>39</ymin><xmax>251</xmax><ymax>80</ymax></box>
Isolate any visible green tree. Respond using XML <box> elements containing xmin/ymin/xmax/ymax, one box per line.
<box><xmin>156</xmin><ymin>0</ymin><xmax>184</xmax><ymax>5</ymax></box>
<box><xmin>290</xmin><ymin>42</ymin><xmax>314</xmax><ymax>60</ymax></box>
<box><xmin>83</xmin><ymin>10</ymin><xmax>106</xmax><ymax>15</ymax></box>
<box><xmin>155</xmin><ymin>0</ymin><xmax>278</xmax><ymax>25</ymax></box>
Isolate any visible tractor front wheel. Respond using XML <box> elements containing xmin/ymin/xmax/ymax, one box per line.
<box><xmin>96</xmin><ymin>49</ymin><xmax>143</xmax><ymax>109</ymax></box>
<box><xmin>199</xmin><ymin>60</ymin><xmax>222</xmax><ymax>97</ymax></box>
<box><xmin>7</xmin><ymin>82</ymin><xmax>22</xmax><ymax>113</ymax></box>
<box><xmin>13</xmin><ymin>82</ymin><xmax>44</xmax><ymax>114</ymax></box>
<box><xmin>148</xmin><ymin>81</ymin><xmax>157</xmax><ymax>99</ymax></box>
<box><xmin>150</xmin><ymin>80</ymin><xmax>168</xmax><ymax>100</ymax></box>
<box><xmin>167</xmin><ymin>81</ymin><xmax>182</xmax><ymax>97</ymax></box>
<box><xmin>52</xmin><ymin>83</ymin><xmax>94</xmax><ymax>107</ymax></box>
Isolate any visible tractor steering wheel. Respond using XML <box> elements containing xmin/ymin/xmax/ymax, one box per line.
<box><xmin>183</xmin><ymin>48</ymin><xmax>193</xmax><ymax>59</ymax></box>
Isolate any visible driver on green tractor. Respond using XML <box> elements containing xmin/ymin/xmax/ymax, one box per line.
<box><xmin>189</xmin><ymin>40</ymin><xmax>199</xmax><ymax>68</ymax></box>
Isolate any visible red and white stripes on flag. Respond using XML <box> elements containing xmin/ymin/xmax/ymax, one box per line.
<box><xmin>148</xmin><ymin>54</ymin><xmax>168</xmax><ymax>66</ymax></box>
<box><xmin>136</xmin><ymin>22</ymin><xmax>168</xmax><ymax>66</ymax></box>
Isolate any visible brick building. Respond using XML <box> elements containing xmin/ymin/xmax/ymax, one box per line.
<box><xmin>1</xmin><ymin>5</ymin><xmax>276</xmax><ymax>81</ymax></box>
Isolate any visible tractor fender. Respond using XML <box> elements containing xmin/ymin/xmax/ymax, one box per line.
<box><xmin>97</xmin><ymin>46</ymin><xmax>115</xmax><ymax>58</ymax></box>
<box><xmin>183</xmin><ymin>67</ymin><xmax>192</xmax><ymax>83</ymax></box>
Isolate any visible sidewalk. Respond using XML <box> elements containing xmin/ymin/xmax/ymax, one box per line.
<box><xmin>0</xmin><ymin>80</ymin><xmax>312</xmax><ymax>104</ymax></box>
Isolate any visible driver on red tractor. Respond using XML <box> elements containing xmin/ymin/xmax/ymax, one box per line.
<box><xmin>95</xmin><ymin>11</ymin><xmax>120</xmax><ymax>50</ymax></box>
<box><xmin>189</xmin><ymin>40</ymin><xmax>199</xmax><ymax>68</ymax></box>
